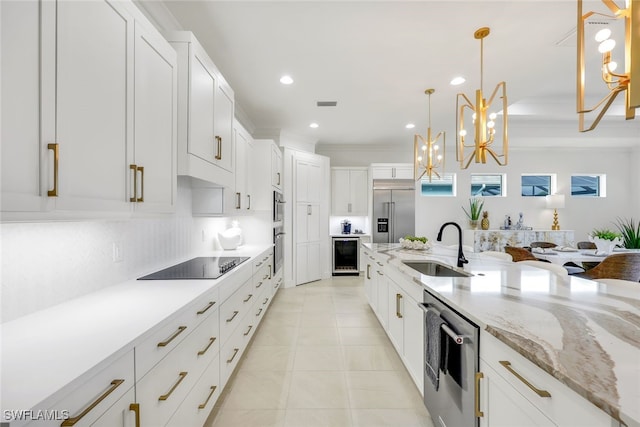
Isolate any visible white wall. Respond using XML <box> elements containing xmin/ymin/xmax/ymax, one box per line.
<box><xmin>1</xmin><ymin>178</ymin><xmax>272</xmax><ymax>323</ymax></box>
<box><xmin>318</xmin><ymin>145</ymin><xmax>638</xmax><ymax>247</ymax></box>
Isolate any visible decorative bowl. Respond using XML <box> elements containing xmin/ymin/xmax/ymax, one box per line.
<box><xmin>399</xmin><ymin>238</ymin><xmax>432</xmax><ymax>251</ymax></box>
<box><xmin>218</xmin><ymin>228</ymin><xmax>243</xmax><ymax>250</ymax></box>
<box><xmin>588</xmin><ymin>235</ymin><xmax>623</xmax><ymax>255</ymax></box>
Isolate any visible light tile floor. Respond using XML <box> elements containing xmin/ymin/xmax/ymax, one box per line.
<box><xmin>205</xmin><ymin>275</ymin><xmax>434</xmax><ymax>427</ymax></box>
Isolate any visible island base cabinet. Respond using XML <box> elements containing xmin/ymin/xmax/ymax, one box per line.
<box><xmin>480</xmin><ymin>332</ymin><xmax>621</xmax><ymax>427</ymax></box>
<box><xmin>166</xmin><ymin>355</ymin><xmax>221</xmax><ymax>427</ymax></box>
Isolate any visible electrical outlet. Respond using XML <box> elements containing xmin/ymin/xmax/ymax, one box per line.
<box><xmin>112</xmin><ymin>242</ymin><xmax>123</xmax><ymax>263</ymax></box>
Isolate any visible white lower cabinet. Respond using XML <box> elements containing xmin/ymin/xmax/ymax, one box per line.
<box><xmin>91</xmin><ymin>388</ymin><xmax>137</xmax><ymax>427</ymax></box>
<box><xmin>374</xmin><ymin>263</ymin><xmax>388</xmax><ymax>328</ymax></box>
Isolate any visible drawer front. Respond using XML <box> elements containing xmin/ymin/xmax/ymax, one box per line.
<box><xmin>219</xmin><ymin>262</ymin><xmax>252</xmax><ymax>303</ymax></box>
<box><xmin>272</xmin><ymin>273</ymin><xmax>283</xmax><ymax>297</ymax></box>
<box><xmin>135</xmin><ymin>288</ymin><xmax>219</xmax><ymax>378</ymax></box>
<box><xmin>166</xmin><ymin>355</ymin><xmax>221</xmax><ymax>427</ymax></box>
<box><xmin>136</xmin><ymin>314</ymin><xmax>216</xmax><ymax>427</ymax></box>
<box><xmin>252</xmin><ymin>250</ymin><xmax>271</xmax><ymax>273</ymax></box>
<box><xmin>219</xmin><ymin>278</ymin><xmax>253</xmax><ymax>345</ymax></box>
<box><xmin>26</xmin><ymin>350</ymin><xmax>134</xmax><ymax>427</ymax></box>
<box><xmin>253</xmin><ymin>261</ymin><xmax>271</xmax><ymax>292</ymax></box>
<box><xmin>220</xmin><ymin>325</ymin><xmax>245</xmax><ymax>387</ymax></box>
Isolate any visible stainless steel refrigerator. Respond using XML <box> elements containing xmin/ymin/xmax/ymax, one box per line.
<box><xmin>372</xmin><ymin>179</ymin><xmax>415</xmax><ymax>243</ymax></box>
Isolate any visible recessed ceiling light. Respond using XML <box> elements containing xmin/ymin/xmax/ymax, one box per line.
<box><xmin>280</xmin><ymin>75</ymin><xmax>294</xmax><ymax>85</ymax></box>
<box><xmin>405</xmin><ymin>123</ymin><xmax>415</xmax><ymax>129</ymax></box>
<box><xmin>309</xmin><ymin>123</ymin><xmax>319</xmax><ymax>128</ymax></box>
<box><xmin>450</xmin><ymin>76</ymin><xmax>466</xmax><ymax>85</ymax></box>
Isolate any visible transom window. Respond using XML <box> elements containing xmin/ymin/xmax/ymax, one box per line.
<box><xmin>420</xmin><ymin>173</ymin><xmax>456</xmax><ymax>197</ymax></box>
<box><xmin>571</xmin><ymin>174</ymin><xmax>606</xmax><ymax>197</ymax></box>
<box><xmin>521</xmin><ymin>174</ymin><xmax>555</xmax><ymax>197</ymax></box>
<box><xmin>470</xmin><ymin>174</ymin><xmax>505</xmax><ymax>197</ymax></box>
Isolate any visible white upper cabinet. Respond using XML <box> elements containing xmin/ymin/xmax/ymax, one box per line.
<box><xmin>272</xmin><ymin>145</ymin><xmax>283</xmax><ymax>190</ymax></box>
<box><xmin>331</xmin><ymin>167</ymin><xmax>368</xmax><ymax>216</ymax></box>
<box><xmin>295</xmin><ymin>160</ymin><xmax>321</xmax><ymax>204</ymax></box>
<box><xmin>131</xmin><ymin>20</ymin><xmax>177</xmax><ymax>213</ymax></box>
<box><xmin>1</xmin><ymin>0</ymin><xmax>177</xmax><ymax>219</ymax></box>
<box><xmin>370</xmin><ymin>163</ymin><xmax>413</xmax><ymax>180</ymax></box>
<box><xmin>168</xmin><ymin>32</ymin><xmax>235</xmax><ymax>189</ymax></box>
<box><xmin>232</xmin><ymin>120</ymin><xmax>253</xmax><ymax>212</ymax></box>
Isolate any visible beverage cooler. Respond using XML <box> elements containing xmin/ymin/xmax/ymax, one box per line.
<box><xmin>332</xmin><ymin>237</ymin><xmax>360</xmax><ymax>275</ymax></box>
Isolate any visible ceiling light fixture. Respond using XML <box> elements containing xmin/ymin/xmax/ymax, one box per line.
<box><xmin>577</xmin><ymin>0</ymin><xmax>638</xmax><ymax>132</ymax></box>
<box><xmin>414</xmin><ymin>89</ymin><xmax>445</xmax><ymax>182</ymax></box>
<box><xmin>456</xmin><ymin>27</ymin><xmax>508</xmax><ymax>169</ymax></box>
<box><xmin>450</xmin><ymin>76</ymin><xmax>466</xmax><ymax>86</ymax></box>
<box><xmin>405</xmin><ymin>123</ymin><xmax>415</xmax><ymax>129</ymax></box>
<box><xmin>280</xmin><ymin>75</ymin><xmax>294</xmax><ymax>85</ymax></box>
<box><xmin>309</xmin><ymin>122</ymin><xmax>319</xmax><ymax>128</ymax></box>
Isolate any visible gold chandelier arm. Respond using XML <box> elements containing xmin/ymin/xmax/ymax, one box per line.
<box><xmin>578</xmin><ymin>84</ymin><xmax>626</xmax><ymax>113</ymax></box>
<box><xmin>485</xmin><ymin>148</ymin><xmax>507</xmax><ymax>166</ymax></box>
<box><xmin>486</xmin><ymin>81</ymin><xmax>507</xmax><ymax>106</ymax></box>
<box><xmin>602</xmin><ymin>0</ymin><xmax>625</xmax><ymax>15</ymax></box>
<box><xmin>457</xmin><ymin>92</ymin><xmax>475</xmax><ymax>108</ymax></box>
<box><xmin>579</xmin><ymin>87</ymin><xmax>625</xmax><ymax>131</ymax></box>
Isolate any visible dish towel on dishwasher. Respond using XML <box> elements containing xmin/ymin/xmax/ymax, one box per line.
<box><xmin>425</xmin><ymin>309</ymin><xmax>446</xmax><ymax>390</ymax></box>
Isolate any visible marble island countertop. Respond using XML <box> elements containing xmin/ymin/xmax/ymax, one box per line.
<box><xmin>364</xmin><ymin>243</ymin><xmax>640</xmax><ymax>427</ymax></box>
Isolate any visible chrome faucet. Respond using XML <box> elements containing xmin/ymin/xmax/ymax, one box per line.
<box><xmin>436</xmin><ymin>222</ymin><xmax>468</xmax><ymax>268</ymax></box>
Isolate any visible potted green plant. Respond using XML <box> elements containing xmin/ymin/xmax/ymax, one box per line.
<box><xmin>615</xmin><ymin>217</ymin><xmax>640</xmax><ymax>249</ymax></box>
<box><xmin>588</xmin><ymin>228</ymin><xmax>623</xmax><ymax>254</ymax></box>
<box><xmin>462</xmin><ymin>197</ymin><xmax>484</xmax><ymax>229</ymax></box>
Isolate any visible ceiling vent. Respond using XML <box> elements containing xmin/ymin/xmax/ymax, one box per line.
<box><xmin>317</xmin><ymin>101</ymin><xmax>337</xmax><ymax>107</ymax></box>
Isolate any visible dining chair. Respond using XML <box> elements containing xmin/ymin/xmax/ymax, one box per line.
<box><xmin>504</xmin><ymin>246</ymin><xmax>541</xmax><ymax>262</ymax></box>
<box><xmin>529</xmin><ymin>241</ymin><xmax>557</xmax><ymax>249</ymax></box>
<box><xmin>479</xmin><ymin>251</ymin><xmax>513</xmax><ymax>261</ymax></box>
<box><xmin>576</xmin><ymin>241</ymin><xmax>600</xmax><ymax>270</ymax></box>
<box><xmin>574</xmin><ymin>253</ymin><xmax>640</xmax><ymax>282</ymax></box>
<box><xmin>593</xmin><ymin>278</ymin><xmax>640</xmax><ymax>286</ymax></box>
<box><xmin>519</xmin><ymin>260</ymin><xmax>569</xmax><ymax>277</ymax></box>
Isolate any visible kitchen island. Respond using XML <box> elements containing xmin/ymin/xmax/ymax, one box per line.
<box><xmin>363</xmin><ymin>242</ymin><xmax>639</xmax><ymax>427</ymax></box>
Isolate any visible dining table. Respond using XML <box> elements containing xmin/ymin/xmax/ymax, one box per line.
<box><xmin>532</xmin><ymin>247</ymin><xmax>640</xmax><ymax>265</ymax></box>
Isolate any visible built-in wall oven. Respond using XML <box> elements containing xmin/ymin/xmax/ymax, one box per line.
<box><xmin>273</xmin><ymin>190</ymin><xmax>285</xmax><ymax>223</ymax></box>
<box><xmin>332</xmin><ymin>237</ymin><xmax>359</xmax><ymax>275</ymax></box>
<box><xmin>420</xmin><ymin>290</ymin><xmax>480</xmax><ymax>427</ymax></box>
<box><xmin>273</xmin><ymin>225</ymin><xmax>284</xmax><ymax>276</ymax></box>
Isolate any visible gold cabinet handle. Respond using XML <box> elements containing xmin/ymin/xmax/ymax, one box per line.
<box><xmin>137</xmin><ymin>166</ymin><xmax>144</xmax><ymax>202</ymax></box>
<box><xmin>262</xmin><ymin>297</ymin><xmax>269</xmax><ymax>305</ymax></box>
<box><xmin>197</xmin><ymin>337</ymin><xmax>216</xmax><ymax>356</ymax></box>
<box><xmin>243</xmin><ymin>294</ymin><xmax>253</xmax><ymax>303</ymax></box>
<box><xmin>157</xmin><ymin>326</ymin><xmax>187</xmax><ymax>347</ymax></box>
<box><xmin>158</xmin><ymin>372</ymin><xmax>187</xmax><ymax>401</ymax></box>
<box><xmin>366</xmin><ymin>264</ymin><xmax>371</xmax><ymax>280</ymax></box>
<box><xmin>61</xmin><ymin>379</ymin><xmax>124</xmax><ymax>426</ymax></box>
<box><xmin>256</xmin><ymin>281</ymin><xmax>263</xmax><ymax>288</ymax></box>
<box><xmin>268</xmin><ymin>265</ymin><xmax>272</xmax><ymax>279</ymax></box>
<box><xmin>226</xmin><ymin>310</ymin><xmax>239</xmax><ymax>323</ymax></box>
<box><xmin>277</xmin><ymin>172</ymin><xmax>281</xmax><ymax>185</ymax></box>
<box><xmin>377</xmin><ymin>270</ymin><xmax>383</xmax><ymax>276</ymax></box>
<box><xmin>129</xmin><ymin>164</ymin><xmax>137</xmax><ymax>202</ymax></box>
<box><xmin>499</xmin><ymin>361</ymin><xmax>551</xmax><ymax>398</ymax></box>
<box><xmin>47</xmin><ymin>143</ymin><xmax>59</xmax><ymax>197</ymax></box>
<box><xmin>376</xmin><ymin>261</ymin><xmax>383</xmax><ymax>266</ymax></box>
<box><xmin>262</xmin><ymin>274</ymin><xmax>269</xmax><ymax>280</ymax></box>
<box><xmin>475</xmin><ymin>372</ymin><xmax>484</xmax><ymax>418</ymax></box>
<box><xmin>215</xmin><ymin>136</ymin><xmax>222</xmax><ymax>160</ymax></box>
<box><xmin>226</xmin><ymin>348</ymin><xmax>239</xmax><ymax>363</ymax></box>
<box><xmin>236</xmin><ymin>192</ymin><xmax>241</xmax><ymax>209</ymax></box>
<box><xmin>197</xmin><ymin>301</ymin><xmax>216</xmax><ymax>315</ymax></box>
<box><xmin>247</xmin><ymin>194</ymin><xmax>251</xmax><ymax>210</ymax></box>
<box><xmin>396</xmin><ymin>294</ymin><xmax>403</xmax><ymax>318</ymax></box>
<box><xmin>244</xmin><ymin>325</ymin><xmax>253</xmax><ymax>336</ymax></box>
<box><xmin>129</xmin><ymin>403</ymin><xmax>140</xmax><ymax>427</ymax></box>
<box><xmin>198</xmin><ymin>386</ymin><xmax>217</xmax><ymax>410</ymax></box>
<box><xmin>256</xmin><ymin>308</ymin><xmax>263</xmax><ymax>317</ymax></box>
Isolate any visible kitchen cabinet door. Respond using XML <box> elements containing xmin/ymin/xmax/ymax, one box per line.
<box><xmin>331</xmin><ymin>168</ymin><xmax>368</xmax><ymax>215</ymax></box>
<box><xmin>387</xmin><ymin>279</ymin><xmax>404</xmax><ymax>353</ymax></box>
<box><xmin>47</xmin><ymin>0</ymin><xmax>133</xmax><ymax>212</ymax></box>
<box><xmin>215</xmin><ymin>80</ymin><xmax>234</xmax><ymax>173</ymax></box>
<box><xmin>91</xmin><ymin>388</ymin><xmax>137</xmax><ymax>427</ymax></box>
<box><xmin>403</xmin><ymin>295</ymin><xmax>424</xmax><ymax>392</ymax></box>
<box><xmin>232</xmin><ymin>122</ymin><xmax>253</xmax><ymax>212</ymax></box>
<box><xmin>370</xmin><ymin>164</ymin><xmax>413</xmax><ymax>180</ymax></box>
<box><xmin>272</xmin><ymin>145</ymin><xmax>283</xmax><ymax>190</ymax></box>
<box><xmin>1</xmin><ymin>0</ymin><xmax>49</xmax><ymax>214</ymax></box>
<box><xmin>296</xmin><ymin>160</ymin><xmax>321</xmax><ymax>203</ymax></box>
<box><xmin>188</xmin><ymin>43</ymin><xmax>217</xmax><ymax>165</ymax></box>
<box><xmin>295</xmin><ymin>242</ymin><xmax>321</xmax><ymax>285</ymax></box>
<box><xmin>374</xmin><ymin>265</ymin><xmax>388</xmax><ymax>328</ymax></box>
<box><xmin>131</xmin><ymin>20</ymin><xmax>177</xmax><ymax>213</ymax></box>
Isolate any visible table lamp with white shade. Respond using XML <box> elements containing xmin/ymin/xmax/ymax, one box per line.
<box><xmin>546</xmin><ymin>194</ymin><xmax>565</xmax><ymax>230</ymax></box>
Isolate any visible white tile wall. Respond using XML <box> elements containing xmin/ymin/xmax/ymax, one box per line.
<box><xmin>1</xmin><ymin>178</ymin><xmax>272</xmax><ymax>323</ymax></box>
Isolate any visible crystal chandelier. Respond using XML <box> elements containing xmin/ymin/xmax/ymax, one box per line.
<box><xmin>414</xmin><ymin>89</ymin><xmax>445</xmax><ymax>182</ymax></box>
<box><xmin>456</xmin><ymin>27</ymin><xmax>508</xmax><ymax>169</ymax></box>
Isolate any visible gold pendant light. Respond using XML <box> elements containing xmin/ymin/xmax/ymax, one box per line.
<box><xmin>414</xmin><ymin>89</ymin><xmax>445</xmax><ymax>182</ymax></box>
<box><xmin>456</xmin><ymin>27</ymin><xmax>508</xmax><ymax>169</ymax></box>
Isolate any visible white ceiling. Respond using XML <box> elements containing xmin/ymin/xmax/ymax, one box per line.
<box><xmin>147</xmin><ymin>0</ymin><xmax>640</xmax><ymax>148</ymax></box>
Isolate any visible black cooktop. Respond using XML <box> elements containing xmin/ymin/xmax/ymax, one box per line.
<box><xmin>138</xmin><ymin>256</ymin><xmax>250</xmax><ymax>280</ymax></box>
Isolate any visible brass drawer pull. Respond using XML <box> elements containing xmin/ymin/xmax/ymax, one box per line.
<box><xmin>129</xmin><ymin>164</ymin><xmax>138</xmax><ymax>202</ymax></box>
<box><xmin>377</xmin><ymin>270</ymin><xmax>383</xmax><ymax>276</ymax></box>
<box><xmin>61</xmin><ymin>379</ymin><xmax>124</xmax><ymax>426</ymax></box>
<box><xmin>158</xmin><ymin>372</ymin><xmax>187</xmax><ymax>401</ymax></box>
<box><xmin>256</xmin><ymin>281</ymin><xmax>263</xmax><ymax>288</ymax></box>
<box><xmin>47</xmin><ymin>143</ymin><xmax>59</xmax><ymax>197</ymax></box>
<box><xmin>268</xmin><ymin>265</ymin><xmax>272</xmax><ymax>279</ymax></box>
<box><xmin>263</xmin><ymin>298</ymin><xmax>269</xmax><ymax>305</ymax></box>
<box><xmin>198</xmin><ymin>386</ymin><xmax>217</xmax><ymax>410</ymax></box>
<box><xmin>129</xmin><ymin>403</ymin><xmax>140</xmax><ymax>427</ymax></box>
<box><xmin>226</xmin><ymin>310</ymin><xmax>239</xmax><ymax>323</ymax></box>
<box><xmin>256</xmin><ymin>308</ymin><xmax>263</xmax><ymax>317</ymax></box>
<box><xmin>244</xmin><ymin>294</ymin><xmax>253</xmax><ymax>303</ymax></box>
<box><xmin>197</xmin><ymin>301</ymin><xmax>216</xmax><ymax>315</ymax></box>
<box><xmin>227</xmin><ymin>348</ymin><xmax>240</xmax><ymax>363</ymax></box>
<box><xmin>262</xmin><ymin>274</ymin><xmax>269</xmax><ymax>280</ymax></box>
<box><xmin>277</xmin><ymin>172</ymin><xmax>281</xmax><ymax>185</ymax></box>
<box><xmin>247</xmin><ymin>194</ymin><xmax>251</xmax><ymax>210</ymax></box>
<box><xmin>236</xmin><ymin>192</ymin><xmax>241</xmax><ymax>209</ymax></box>
<box><xmin>244</xmin><ymin>325</ymin><xmax>253</xmax><ymax>336</ymax></box>
<box><xmin>376</xmin><ymin>261</ymin><xmax>383</xmax><ymax>266</ymax></box>
<box><xmin>137</xmin><ymin>166</ymin><xmax>144</xmax><ymax>202</ymax></box>
<box><xmin>499</xmin><ymin>361</ymin><xmax>551</xmax><ymax>398</ymax></box>
<box><xmin>197</xmin><ymin>337</ymin><xmax>216</xmax><ymax>356</ymax></box>
<box><xmin>475</xmin><ymin>372</ymin><xmax>484</xmax><ymax>418</ymax></box>
<box><xmin>215</xmin><ymin>136</ymin><xmax>222</xmax><ymax>160</ymax></box>
<box><xmin>396</xmin><ymin>293</ymin><xmax>403</xmax><ymax>318</ymax></box>
<box><xmin>157</xmin><ymin>326</ymin><xmax>187</xmax><ymax>347</ymax></box>
<box><xmin>366</xmin><ymin>264</ymin><xmax>371</xmax><ymax>280</ymax></box>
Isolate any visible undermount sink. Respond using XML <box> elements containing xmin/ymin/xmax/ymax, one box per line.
<box><xmin>403</xmin><ymin>260</ymin><xmax>472</xmax><ymax>278</ymax></box>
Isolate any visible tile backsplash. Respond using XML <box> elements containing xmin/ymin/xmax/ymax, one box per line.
<box><xmin>1</xmin><ymin>178</ymin><xmax>271</xmax><ymax>323</ymax></box>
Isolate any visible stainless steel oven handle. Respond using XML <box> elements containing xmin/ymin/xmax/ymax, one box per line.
<box><xmin>418</xmin><ymin>303</ymin><xmax>467</xmax><ymax>344</ymax></box>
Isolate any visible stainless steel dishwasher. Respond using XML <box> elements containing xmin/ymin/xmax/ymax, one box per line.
<box><xmin>420</xmin><ymin>290</ymin><xmax>480</xmax><ymax>427</ymax></box>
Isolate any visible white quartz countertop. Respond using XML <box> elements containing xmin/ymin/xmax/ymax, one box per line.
<box><xmin>365</xmin><ymin>243</ymin><xmax>640</xmax><ymax>427</ymax></box>
<box><xmin>0</xmin><ymin>245</ymin><xmax>271</xmax><ymax>414</ymax></box>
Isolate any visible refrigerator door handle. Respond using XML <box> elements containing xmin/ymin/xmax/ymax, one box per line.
<box><xmin>390</xmin><ymin>201</ymin><xmax>396</xmax><ymax>243</ymax></box>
